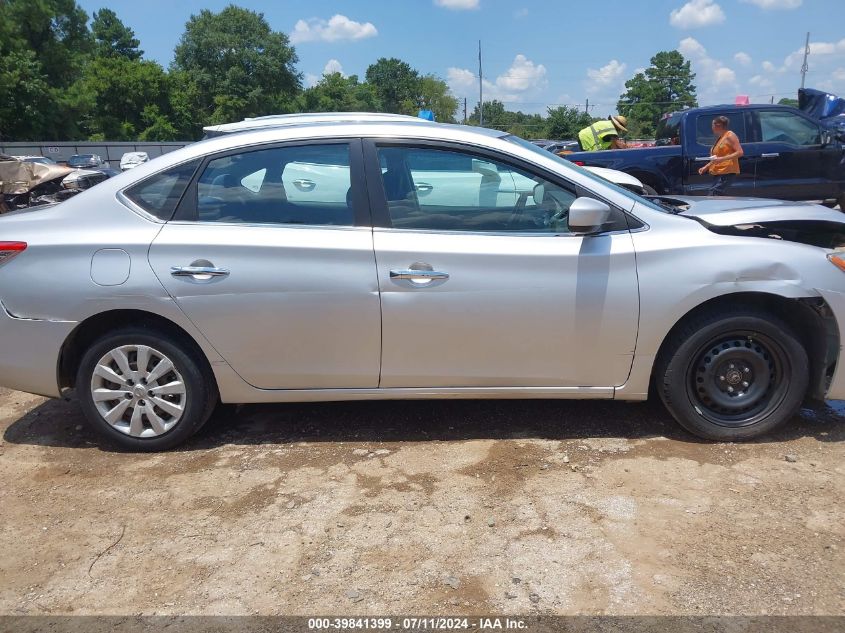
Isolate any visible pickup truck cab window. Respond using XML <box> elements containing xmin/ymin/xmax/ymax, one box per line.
<box><xmin>694</xmin><ymin>112</ymin><xmax>747</xmax><ymax>145</ymax></box>
<box><xmin>758</xmin><ymin>110</ymin><xmax>821</xmax><ymax>146</ymax></box>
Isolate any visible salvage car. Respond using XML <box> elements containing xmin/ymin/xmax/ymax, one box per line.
<box><xmin>1</xmin><ymin>120</ymin><xmax>845</xmax><ymax>451</ymax></box>
<box><xmin>67</xmin><ymin>154</ymin><xmax>106</xmax><ymax>169</ymax></box>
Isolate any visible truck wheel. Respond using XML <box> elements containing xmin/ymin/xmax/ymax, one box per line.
<box><xmin>657</xmin><ymin>308</ymin><xmax>808</xmax><ymax>441</ymax></box>
<box><xmin>76</xmin><ymin>327</ymin><xmax>218</xmax><ymax>451</ymax></box>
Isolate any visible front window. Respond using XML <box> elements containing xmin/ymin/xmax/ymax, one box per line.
<box><xmin>376</xmin><ymin>145</ymin><xmax>593</xmax><ymax>233</ymax></box>
<box><xmin>758</xmin><ymin>111</ymin><xmax>821</xmax><ymax>146</ymax></box>
<box><xmin>655</xmin><ymin>112</ymin><xmax>683</xmax><ymax>146</ymax></box>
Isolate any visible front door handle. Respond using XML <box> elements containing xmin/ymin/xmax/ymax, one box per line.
<box><xmin>761</xmin><ymin>153</ymin><xmax>780</xmax><ymax>158</ymax></box>
<box><xmin>390</xmin><ymin>269</ymin><xmax>450</xmax><ymax>281</ymax></box>
<box><xmin>293</xmin><ymin>178</ymin><xmax>316</xmax><ymax>191</ymax></box>
<box><xmin>170</xmin><ymin>265</ymin><xmax>230</xmax><ymax>280</ymax></box>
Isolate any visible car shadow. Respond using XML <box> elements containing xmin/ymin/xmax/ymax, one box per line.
<box><xmin>3</xmin><ymin>394</ymin><xmax>844</xmax><ymax>452</ymax></box>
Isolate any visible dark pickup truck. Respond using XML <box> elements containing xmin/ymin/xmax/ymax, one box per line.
<box><xmin>566</xmin><ymin>104</ymin><xmax>845</xmax><ymax>208</ymax></box>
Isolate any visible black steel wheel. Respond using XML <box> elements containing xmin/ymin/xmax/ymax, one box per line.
<box><xmin>657</xmin><ymin>307</ymin><xmax>808</xmax><ymax>440</ymax></box>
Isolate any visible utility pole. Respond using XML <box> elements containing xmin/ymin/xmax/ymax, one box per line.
<box><xmin>463</xmin><ymin>98</ymin><xmax>467</xmax><ymax>124</ymax></box>
<box><xmin>478</xmin><ymin>40</ymin><xmax>483</xmax><ymax>127</ymax></box>
<box><xmin>585</xmin><ymin>98</ymin><xmax>589</xmax><ymax>115</ymax></box>
<box><xmin>800</xmin><ymin>31</ymin><xmax>810</xmax><ymax>90</ymax></box>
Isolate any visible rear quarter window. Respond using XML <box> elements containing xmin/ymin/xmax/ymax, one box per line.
<box><xmin>123</xmin><ymin>160</ymin><xmax>200</xmax><ymax>220</ymax></box>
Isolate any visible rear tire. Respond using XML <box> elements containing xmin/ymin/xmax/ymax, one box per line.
<box><xmin>76</xmin><ymin>327</ymin><xmax>218</xmax><ymax>451</ymax></box>
<box><xmin>656</xmin><ymin>308</ymin><xmax>808</xmax><ymax>441</ymax></box>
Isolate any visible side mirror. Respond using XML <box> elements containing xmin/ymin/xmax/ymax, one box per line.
<box><xmin>568</xmin><ymin>197</ymin><xmax>613</xmax><ymax>234</ymax></box>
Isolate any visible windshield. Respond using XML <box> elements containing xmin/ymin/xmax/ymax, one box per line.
<box><xmin>68</xmin><ymin>155</ymin><xmax>94</xmax><ymax>166</ymax></box>
<box><xmin>504</xmin><ymin>134</ymin><xmax>670</xmax><ymax>213</ymax></box>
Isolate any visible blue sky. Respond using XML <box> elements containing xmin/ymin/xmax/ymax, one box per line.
<box><xmin>78</xmin><ymin>0</ymin><xmax>845</xmax><ymax>117</ymax></box>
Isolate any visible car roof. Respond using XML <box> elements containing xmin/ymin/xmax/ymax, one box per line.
<box><xmin>203</xmin><ymin>112</ymin><xmax>430</xmax><ymax>137</ymax></box>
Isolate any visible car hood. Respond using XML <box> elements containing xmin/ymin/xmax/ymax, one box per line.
<box><xmin>653</xmin><ymin>195</ymin><xmax>845</xmax><ymax>249</ymax></box>
<box><xmin>655</xmin><ymin>195</ymin><xmax>844</xmax><ymax>226</ymax></box>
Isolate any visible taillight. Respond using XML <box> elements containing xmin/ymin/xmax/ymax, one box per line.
<box><xmin>572</xmin><ymin>161</ymin><xmax>586</xmax><ymax>166</ymax></box>
<box><xmin>0</xmin><ymin>242</ymin><xmax>27</xmax><ymax>265</ymax></box>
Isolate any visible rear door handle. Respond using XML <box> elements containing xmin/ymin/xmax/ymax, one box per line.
<box><xmin>170</xmin><ymin>266</ymin><xmax>230</xmax><ymax>280</ymax></box>
<box><xmin>415</xmin><ymin>182</ymin><xmax>434</xmax><ymax>194</ymax></box>
<box><xmin>390</xmin><ymin>269</ymin><xmax>449</xmax><ymax>281</ymax></box>
<box><xmin>761</xmin><ymin>153</ymin><xmax>780</xmax><ymax>158</ymax></box>
<box><xmin>293</xmin><ymin>179</ymin><xmax>316</xmax><ymax>191</ymax></box>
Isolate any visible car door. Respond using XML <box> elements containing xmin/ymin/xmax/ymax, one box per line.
<box><xmin>683</xmin><ymin>110</ymin><xmax>755</xmax><ymax>196</ymax></box>
<box><xmin>364</xmin><ymin>140</ymin><xmax>639</xmax><ymax>389</ymax></box>
<box><xmin>749</xmin><ymin>108</ymin><xmax>840</xmax><ymax>201</ymax></box>
<box><xmin>147</xmin><ymin>140</ymin><xmax>382</xmax><ymax>390</ymax></box>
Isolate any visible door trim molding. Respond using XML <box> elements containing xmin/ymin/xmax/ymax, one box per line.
<box><xmin>218</xmin><ymin>385</ymin><xmax>614</xmax><ymax>404</ymax></box>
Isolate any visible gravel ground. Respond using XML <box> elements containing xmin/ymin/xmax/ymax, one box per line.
<box><xmin>0</xmin><ymin>387</ymin><xmax>843</xmax><ymax>616</ymax></box>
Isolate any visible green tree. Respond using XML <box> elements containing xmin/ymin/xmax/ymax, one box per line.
<box><xmin>617</xmin><ymin>51</ymin><xmax>697</xmax><ymax>138</ymax></box>
<box><xmin>91</xmin><ymin>8</ymin><xmax>142</xmax><ymax>60</ymax></box>
<box><xmin>417</xmin><ymin>74</ymin><xmax>458</xmax><ymax>123</ymax></box>
<box><xmin>365</xmin><ymin>58</ymin><xmax>420</xmax><ymax>114</ymax></box>
<box><xmin>778</xmin><ymin>97</ymin><xmax>799</xmax><ymax>108</ymax></box>
<box><xmin>467</xmin><ymin>100</ymin><xmax>546</xmax><ymax>138</ymax></box>
<box><xmin>0</xmin><ymin>0</ymin><xmax>92</xmax><ymax>139</ymax></box>
<box><xmin>172</xmin><ymin>5</ymin><xmax>301</xmax><ymax>136</ymax></box>
<box><xmin>299</xmin><ymin>73</ymin><xmax>381</xmax><ymax>113</ymax></box>
<box><xmin>545</xmin><ymin>106</ymin><xmax>596</xmax><ymax>139</ymax></box>
<box><xmin>78</xmin><ymin>56</ymin><xmax>172</xmax><ymax>140</ymax></box>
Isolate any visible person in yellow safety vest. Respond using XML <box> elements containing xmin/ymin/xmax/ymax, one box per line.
<box><xmin>577</xmin><ymin>115</ymin><xmax>629</xmax><ymax>151</ymax></box>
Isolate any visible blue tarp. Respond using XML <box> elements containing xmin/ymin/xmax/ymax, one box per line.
<box><xmin>799</xmin><ymin>88</ymin><xmax>845</xmax><ymax>120</ymax></box>
<box><xmin>417</xmin><ymin>110</ymin><xmax>435</xmax><ymax>121</ymax></box>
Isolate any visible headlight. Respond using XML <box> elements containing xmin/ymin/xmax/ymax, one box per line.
<box><xmin>827</xmin><ymin>253</ymin><xmax>845</xmax><ymax>272</ymax></box>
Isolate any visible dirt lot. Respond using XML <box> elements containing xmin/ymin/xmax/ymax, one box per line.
<box><xmin>0</xmin><ymin>387</ymin><xmax>843</xmax><ymax>616</ymax></box>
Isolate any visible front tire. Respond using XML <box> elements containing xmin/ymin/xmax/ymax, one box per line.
<box><xmin>657</xmin><ymin>308</ymin><xmax>808</xmax><ymax>441</ymax></box>
<box><xmin>76</xmin><ymin>327</ymin><xmax>217</xmax><ymax>451</ymax></box>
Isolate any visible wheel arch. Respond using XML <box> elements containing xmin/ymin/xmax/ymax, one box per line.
<box><xmin>58</xmin><ymin>309</ymin><xmax>217</xmax><ymax>392</ymax></box>
<box><xmin>651</xmin><ymin>291</ymin><xmax>838</xmax><ymax>401</ymax></box>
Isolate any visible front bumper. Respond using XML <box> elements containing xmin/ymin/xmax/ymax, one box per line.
<box><xmin>0</xmin><ymin>301</ymin><xmax>76</xmax><ymax>398</ymax></box>
<box><xmin>818</xmin><ymin>288</ymin><xmax>845</xmax><ymax>400</ymax></box>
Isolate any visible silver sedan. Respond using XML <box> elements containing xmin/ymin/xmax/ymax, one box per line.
<box><xmin>2</xmin><ymin>119</ymin><xmax>845</xmax><ymax>451</ymax></box>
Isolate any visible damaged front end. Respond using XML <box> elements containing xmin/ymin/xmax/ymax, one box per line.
<box><xmin>0</xmin><ymin>158</ymin><xmax>94</xmax><ymax>212</ymax></box>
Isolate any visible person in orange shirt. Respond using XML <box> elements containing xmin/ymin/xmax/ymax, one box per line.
<box><xmin>698</xmin><ymin>116</ymin><xmax>743</xmax><ymax>196</ymax></box>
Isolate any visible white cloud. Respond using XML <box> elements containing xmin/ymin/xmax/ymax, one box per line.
<box><xmin>670</xmin><ymin>0</ymin><xmax>726</xmax><ymax>29</ymax></box>
<box><xmin>304</xmin><ymin>73</ymin><xmax>320</xmax><ymax>88</ymax></box>
<box><xmin>834</xmin><ymin>68</ymin><xmax>845</xmax><ymax>81</ymax></box>
<box><xmin>678</xmin><ymin>36</ymin><xmax>707</xmax><ymax>58</ymax></box>
<box><xmin>446</xmin><ymin>54</ymin><xmax>547</xmax><ymax>103</ymax></box>
<box><xmin>497</xmin><ymin>54</ymin><xmax>548</xmax><ymax>92</ymax></box>
<box><xmin>434</xmin><ymin>0</ymin><xmax>479</xmax><ymax>9</ymax></box>
<box><xmin>678</xmin><ymin>37</ymin><xmax>737</xmax><ymax>97</ymax></box>
<box><xmin>513</xmin><ymin>7</ymin><xmax>529</xmax><ymax>18</ymax></box>
<box><xmin>323</xmin><ymin>59</ymin><xmax>344</xmax><ymax>76</ymax></box>
<box><xmin>749</xmin><ymin>74</ymin><xmax>774</xmax><ymax>89</ymax></box>
<box><xmin>290</xmin><ymin>15</ymin><xmax>377</xmax><ymax>44</ymax></box>
<box><xmin>741</xmin><ymin>0</ymin><xmax>801</xmax><ymax>9</ymax></box>
<box><xmin>762</xmin><ymin>60</ymin><xmax>777</xmax><ymax>72</ymax></box>
<box><xmin>587</xmin><ymin>59</ymin><xmax>627</xmax><ymax>88</ymax></box>
<box><xmin>734</xmin><ymin>52</ymin><xmax>752</xmax><ymax>66</ymax></box>
<box><xmin>782</xmin><ymin>38</ymin><xmax>845</xmax><ymax>71</ymax></box>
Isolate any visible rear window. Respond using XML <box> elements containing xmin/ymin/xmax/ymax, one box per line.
<box><xmin>123</xmin><ymin>160</ymin><xmax>199</xmax><ymax>220</ymax></box>
<box><xmin>694</xmin><ymin>112</ymin><xmax>746</xmax><ymax>145</ymax></box>
<box><xmin>655</xmin><ymin>112</ymin><xmax>683</xmax><ymax>146</ymax></box>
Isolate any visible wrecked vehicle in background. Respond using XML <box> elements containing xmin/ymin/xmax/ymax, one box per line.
<box><xmin>120</xmin><ymin>151</ymin><xmax>149</xmax><ymax>170</ymax></box>
<box><xmin>0</xmin><ymin>156</ymin><xmax>113</xmax><ymax>212</ymax></box>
